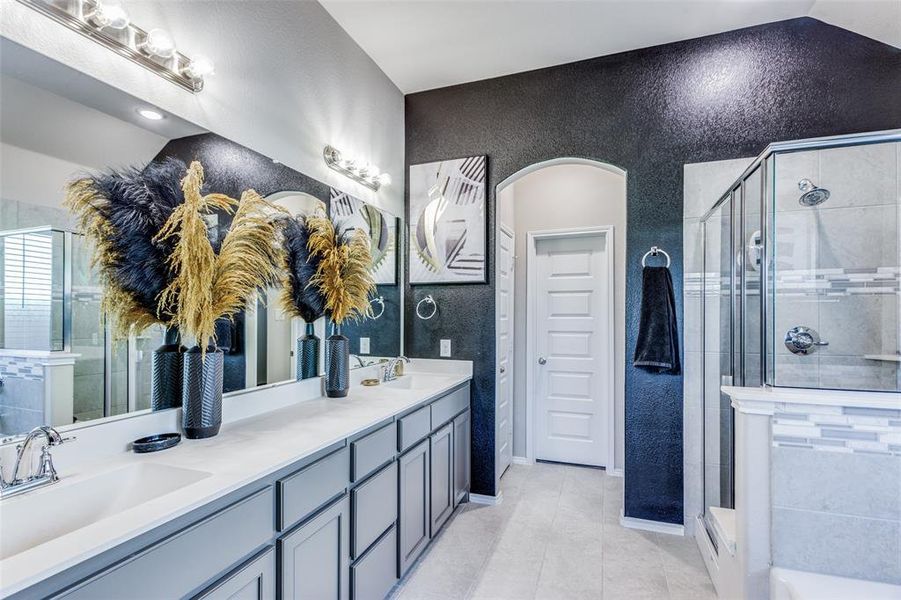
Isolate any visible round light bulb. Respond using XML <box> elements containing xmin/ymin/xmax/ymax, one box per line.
<box><xmin>86</xmin><ymin>1</ymin><xmax>129</xmax><ymax>30</ymax></box>
<box><xmin>183</xmin><ymin>54</ymin><xmax>215</xmax><ymax>79</ymax></box>
<box><xmin>142</xmin><ymin>28</ymin><xmax>176</xmax><ymax>59</ymax></box>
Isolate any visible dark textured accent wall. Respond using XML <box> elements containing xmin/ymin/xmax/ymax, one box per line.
<box><xmin>404</xmin><ymin>18</ymin><xmax>901</xmax><ymax>521</ymax></box>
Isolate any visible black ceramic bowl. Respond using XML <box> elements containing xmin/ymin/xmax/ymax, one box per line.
<box><xmin>132</xmin><ymin>433</ymin><xmax>182</xmax><ymax>453</ymax></box>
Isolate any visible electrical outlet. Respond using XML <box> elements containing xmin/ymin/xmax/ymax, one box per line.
<box><xmin>359</xmin><ymin>337</ymin><xmax>370</xmax><ymax>354</ymax></box>
<box><xmin>440</xmin><ymin>339</ymin><xmax>452</xmax><ymax>357</ymax></box>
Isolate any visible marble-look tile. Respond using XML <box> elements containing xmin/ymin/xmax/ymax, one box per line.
<box><xmin>772</xmin><ymin>507</ymin><xmax>901</xmax><ymax>584</ymax></box>
<box><xmin>818</xmin><ymin>294</ymin><xmax>898</xmax><ymax>358</ymax></box>
<box><xmin>392</xmin><ymin>464</ymin><xmax>713</xmax><ymax>600</ymax></box>
<box><xmin>815</xmin><ymin>204</ymin><xmax>897</xmax><ymax>272</ymax></box>
<box><xmin>818</xmin><ymin>355</ymin><xmax>899</xmax><ymax>392</ymax></box>
<box><xmin>773</xmin><ymin>353</ymin><xmax>819</xmax><ymax>388</ymax></box>
<box><xmin>683</xmin><ymin>157</ymin><xmax>754</xmax><ymax>220</ymax></box>
<box><xmin>819</xmin><ymin>142</ymin><xmax>898</xmax><ymax>210</ymax></box>
<box><xmin>773</xmin><ymin>446</ymin><xmax>901</xmax><ymax>521</ymax></box>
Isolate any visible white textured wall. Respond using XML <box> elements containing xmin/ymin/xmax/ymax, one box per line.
<box><xmin>503</xmin><ymin>163</ymin><xmax>627</xmax><ymax>472</ymax></box>
<box><xmin>0</xmin><ymin>0</ymin><xmax>405</xmax><ymax>216</ymax></box>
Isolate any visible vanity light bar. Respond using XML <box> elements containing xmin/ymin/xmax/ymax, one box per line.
<box><xmin>16</xmin><ymin>0</ymin><xmax>213</xmax><ymax>93</ymax></box>
<box><xmin>323</xmin><ymin>145</ymin><xmax>391</xmax><ymax>191</ymax></box>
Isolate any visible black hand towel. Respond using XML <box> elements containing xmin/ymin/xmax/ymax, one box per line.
<box><xmin>633</xmin><ymin>266</ymin><xmax>680</xmax><ymax>374</ymax></box>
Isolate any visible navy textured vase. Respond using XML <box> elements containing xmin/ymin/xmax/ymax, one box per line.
<box><xmin>325</xmin><ymin>324</ymin><xmax>350</xmax><ymax>398</ymax></box>
<box><xmin>182</xmin><ymin>345</ymin><xmax>223</xmax><ymax>439</ymax></box>
<box><xmin>151</xmin><ymin>328</ymin><xmax>183</xmax><ymax>411</ymax></box>
<box><xmin>296</xmin><ymin>322</ymin><xmax>319</xmax><ymax>381</ymax></box>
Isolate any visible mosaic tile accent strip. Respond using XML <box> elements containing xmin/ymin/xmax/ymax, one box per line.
<box><xmin>0</xmin><ymin>357</ymin><xmax>45</xmax><ymax>381</ymax></box>
<box><xmin>684</xmin><ymin>266</ymin><xmax>901</xmax><ymax>298</ymax></box>
<box><xmin>773</xmin><ymin>403</ymin><xmax>901</xmax><ymax>456</ymax></box>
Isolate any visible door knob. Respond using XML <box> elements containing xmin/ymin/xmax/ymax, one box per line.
<box><xmin>538</xmin><ymin>357</ymin><xmax>547</xmax><ymax>365</ymax></box>
<box><xmin>499</xmin><ymin>366</ymin><xmax>506</xmax><ymax>374</ymax></box>
<box><xmin>784</xmin><ymin>326</ymin><xmax>829</xmax><ymax>355</ymax></box>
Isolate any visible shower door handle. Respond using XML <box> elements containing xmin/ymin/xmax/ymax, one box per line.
<box><xmin>785</xmin><ymin>326</ymin><xmax>829</xmax><ymax>355</ymax></box>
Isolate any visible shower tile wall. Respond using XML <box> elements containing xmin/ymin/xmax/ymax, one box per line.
<box><xmin>683</xmin><ymin>156</ymin><xmax>754</xmax><ymax>531</ymax></box>
<box><xmin>770</xmin><ymin>404</ymin><xmax>901</xmax><ymax>583</ymax></box>
<box><xmin>773</xmin><ymin>142</ymin><xmax>900</xmax><ymax>391</ymax></box>
<box><xmin>0</xmin><ymin>356</ymin><xmax>44</xmax><ymax>436</ymax></box>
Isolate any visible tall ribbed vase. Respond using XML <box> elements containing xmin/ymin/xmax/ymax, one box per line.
<box><xmin>325</xmin><ymin>324</ymin><xmax>350</xmax><ymax>398</ymax></box>
<box><xmin>296</xmin><ymin>322</ymin><xmax>319</xmax><ymax>381</ymax></box>
<box><xmin>151</xmin><ymin>328</ymin><xmax>183</xmax><ymax>411</ymax></box>
<box><xmin>182</xmin><ymin>344</ymin><xmax>223</xmax><ymax>439</ymax></box>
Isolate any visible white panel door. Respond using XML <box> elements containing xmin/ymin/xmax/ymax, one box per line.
<box><xmin>496</xmin><ymin>225</ymin><xmax>515</xmax><ymax>480</ymax></box>
<box><xmin>534</xmin><ymin>233</ymin><xmax>609</xmax><ymax>467</ymax></box>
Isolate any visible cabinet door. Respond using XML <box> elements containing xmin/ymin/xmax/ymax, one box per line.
<box><xmin>429</xmin><ymin>422</ymin><xmax>454</xmax><ymax>536</ymax></box>
<box><xmin>279</xmin><ymin>495</ymin><xmax>350</xmax><ymax>600</ymax></box>
<box><xmin>398</xmin><ymin>439</ymin><xmax>430</xmax><ymax>576</ymax></box>
<box><xmin>453</xmin><ymin>409</ymin><xmax>471</xmax><ymax>507</ymax></box>
<box><xmin>197</xmin><ymin>547</ymin><xmax>275</xmax><ymax>600</ymax></box>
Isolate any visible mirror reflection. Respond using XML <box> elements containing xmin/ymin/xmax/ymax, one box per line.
<box><xmin>0</xmin><ymin>45</ymin><xmax>402</xmax><ymax>439</ymax></box>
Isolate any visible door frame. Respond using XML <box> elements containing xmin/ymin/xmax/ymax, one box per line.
<box><xmin>526</xmin><ymin>225</ymin><xmax>616</xmax><ymax>468</ymax></box>
<box><xmin>494</xmin><ymin>222</ymin><xmax>515</xmax><ymax>484</ymax></box>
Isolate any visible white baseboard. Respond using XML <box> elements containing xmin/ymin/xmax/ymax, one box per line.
<box><xmin>620</xmin><ymin>509</ymin><xmax>685</xmax><ymax>536</ymax></box>
<box><xmin>608</xmin><ymin>467</ymin><xmax>623</xmax><ymax>477</ymax></box>
<box><xmin>469</xmin><ymin>491</ymin><xmax>504</xmax><ymax>506</ymax></box>
<box><xmin>512</xmin><ymin>456</ymin><xmax>532</xmax><ymax>466</ymax></box>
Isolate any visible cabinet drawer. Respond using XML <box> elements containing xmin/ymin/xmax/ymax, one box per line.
<box><xmin>196</xmin><ymin>546</ymin><xmax>275</xmax><ymax>600</ymax></box>
<box><xmin>350</xmin><ymin>526</ymin><xmax>398</xmax><ymax>600</ymax></box>
<box><xmin>430</xmin><ymin>385</ymin><xmax>469</xmax><ymax>429</ymax></box>
<box><xmin>398</xmin><ymin>406</ymin><xmax>431</xmax><ymax>452</ymax></box>
<box><xmin>57</xmin><ymin>488</ymin><xmax>274</xmax><ymax>600</ymax></box>
<box><xmin>279</xmin><ymin>447</ymin><xmax>349</xmax><ymax>531</ymax></box>
<box><xmin>351</xmin><ymin>461</ymin><xmax>398</xmax><ymax>559</ymax></box>
<box><xmin>351</xmin><ymin>422</ymin><xmax>396</xmax><ymax>482</ymax></box>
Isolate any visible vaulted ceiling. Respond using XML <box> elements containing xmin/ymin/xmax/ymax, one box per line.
<box><xmin>320</xmin><ymin>0</ymin><xmax>900</xmax><ymax>93</ymax></box>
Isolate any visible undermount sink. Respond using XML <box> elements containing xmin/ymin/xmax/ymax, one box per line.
<box><xmin>0</xmin><ymin>462</ymin><xmax>211</xmax><ymax>560</ymax></box>
<box><xmin>382</xmin><ymin>374</ymin><xmax>454</xmax><ymax>390</ymax></box>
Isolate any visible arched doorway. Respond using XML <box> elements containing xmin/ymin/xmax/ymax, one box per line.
<box><xmin>494</xmin><ymin>158</ymin><xmax>627</xmax><ymax>486</ymax></box>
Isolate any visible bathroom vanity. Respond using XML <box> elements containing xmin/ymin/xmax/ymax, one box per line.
<box><xmin>0</xmin><ymin>364</ymin><xmax>472</xmax><ymax>600</ymax></box>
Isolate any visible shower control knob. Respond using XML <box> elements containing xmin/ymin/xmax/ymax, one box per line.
<box><xmin>785</xmin><ymin>326</ymin><xmax>829</xmax><ymax>355</ymax></box>
<box><xmin>538</xmin><ymin>357</ymin><xmax>547</xmax><ymax>365</ymax></box>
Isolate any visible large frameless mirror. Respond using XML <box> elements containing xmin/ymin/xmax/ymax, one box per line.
<box><xmin>0</xmin><ymin>39</ymin><xmax>403</xmax><ymax>440</ymax></box>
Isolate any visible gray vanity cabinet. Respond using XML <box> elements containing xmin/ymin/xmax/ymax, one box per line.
<box><xmin>397</xmin><ymin>438</ymin><xmax>430</xmax><ymax>576</ymax></box>
<box><xmin>429</xmin><ymin>422</ymin><xmax>454</xmax><ymax>536</ymax></box>
<box><xmin>197</xmin><ymin>547</ymin><xmax>276</xmax><ymax>600</ymax></box>
<box><xmin>279</xmin><ymin>495</ymin><xmax>350</xmax><ymax>600</ymax></box>
<box><xmin>453</xmin><ymin>409</ymin><xmax>471</xmax><ymax>507</ymax></box>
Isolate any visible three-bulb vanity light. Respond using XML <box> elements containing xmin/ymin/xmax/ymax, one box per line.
<box><xmin>16</xmin><ymin>0</ymin><xmax>214</xmax><ymax>93</ymax></box>
<box><xmin>323</xmin><ymin>146</ymin><xmax>392</xmax><ymax>192</ymax></box>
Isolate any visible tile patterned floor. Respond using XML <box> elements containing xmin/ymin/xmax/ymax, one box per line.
<box><xmin>391</xmin><ymin>463</ymin><xmax>717</xmax><ymax>600</ymax></box>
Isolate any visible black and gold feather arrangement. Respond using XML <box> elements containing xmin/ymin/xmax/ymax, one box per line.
<box><xmin>279</xmin><ymin>215</ymin><xmax>326</xmax><ymax>324</ymax></box>
<box><xmin>65</xmin><ymin>157</ymin><xmax>187</xmax><ymax>336</ymax></box>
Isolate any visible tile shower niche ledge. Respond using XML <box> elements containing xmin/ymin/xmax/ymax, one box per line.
<box><xmin>724</xmin><ymin>386</ymin><xmax>901</xmax><ymax>414</ymax></box>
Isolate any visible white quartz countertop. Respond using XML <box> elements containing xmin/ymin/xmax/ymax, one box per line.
<box><xmin>0</xmin><ymin>366</ymin><xmax>472</xmax><ymax>597</ymax></box>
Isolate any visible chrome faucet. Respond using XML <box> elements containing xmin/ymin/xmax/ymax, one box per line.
<box><xmin>350</xmin><ymin>354</ymin><xmax>367</xmax><ymax>368</ymax></box>
<box><xmin>0</xmin><ymin>426</ymin><xmax>74</xmax><ymax>499</ymax></box>
<box><xmin>382</xmin><ymin>356</ymin><xmax>411</xmax><ymax>382</ymax></box>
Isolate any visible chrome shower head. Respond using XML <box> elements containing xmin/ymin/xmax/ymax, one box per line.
<box><xmin>798</xmin><ymin>179</ymin><xmax>830</xmax><ymax>206</ymax></box>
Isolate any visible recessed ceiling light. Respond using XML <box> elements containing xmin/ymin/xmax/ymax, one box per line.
<box><xmin>137</xmin><ymin>108</ymin><xmax>164</xmax><ymax>121</ymax></box>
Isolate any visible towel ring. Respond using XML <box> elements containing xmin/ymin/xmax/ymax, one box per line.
<box><xmin>369</xmin><ymin>296</ymin><xmax>385</xmax><ymax>320</ymax></box>
<box><xmin>641</xmin><ymin>246</ymin><xmax>671</xmax><ymax>268</ymax></box>
<box><xmin>415</xmin><ymin>295</ymin><xmax>437</xmax><ymax>320</ymax></box>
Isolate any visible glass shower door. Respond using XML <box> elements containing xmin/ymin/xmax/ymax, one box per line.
<box><xmin>702</xmin><ymin>191</ymin><xmax>735</xmax><ymax>540</ymax></box>
<box><xmin>770</xmin><ymin>141</ymin><xmax>900</xmax><ymax>392</ymax></box>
